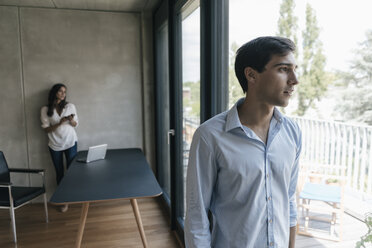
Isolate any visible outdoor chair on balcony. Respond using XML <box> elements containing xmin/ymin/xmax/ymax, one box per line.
<box><xmin>296</xmin><ymin>164</ymin><xmax>345</xmax><ymax>241</ymax></box>
<box><xmin>0</xmin><ymin>151</ymin><xmax>48</xmax><ymax>243</ymax></box>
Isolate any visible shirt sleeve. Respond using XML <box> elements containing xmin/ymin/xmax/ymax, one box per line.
<box><xmin>288</xmin><ymin>127</ymin><xmax>302</xmax><ymax>227</ymax></box>
<box><xmin>40</xmin><ymin>107</ymin><xmax>50</xmax><ymax>129</ymax></box>
<box><xmin>184</xmin><ymin>128</ymin><xmax>217</xmax><ymax>248</ymax></box>
<box><xmin>70</xmin><ymin>103</ymin><xmax>79</xmax><ymax>127</ymax></box>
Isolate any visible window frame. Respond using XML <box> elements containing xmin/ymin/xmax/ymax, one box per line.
<box><xmin>153</xmin><ymin>0</ymin><xmax>229</xmax><ymax>243</ymax></box>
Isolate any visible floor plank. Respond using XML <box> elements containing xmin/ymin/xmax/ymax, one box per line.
<box><xmin>0</xmin><ymin>198</ymin><xmax>180</xmax><ymax>248</ymax></box>
<box><xmin>2</xmin><ymin>197</ymin><xmax>366</xmax><ymax>247</ymax></box>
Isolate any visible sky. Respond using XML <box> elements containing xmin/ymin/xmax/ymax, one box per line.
<box><xmin>182</xmin><ymin>8</ymin><xmax>200</xmax><ymax>83</ymax></box>
<box><xmin>229</xmin><ymin>0</ymin><xmax>372</xmax><ymax>72</ymax></box>
<box><xmin>182</xmin><ymin>0</ymin><xmax>372</xmax><ymax>83</ymax></box>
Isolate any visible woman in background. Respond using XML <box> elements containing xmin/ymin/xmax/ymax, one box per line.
<box><xmin>40</xmin><ymin>83</ymin><xmax>78</xmax><ymax>212</ymax></box>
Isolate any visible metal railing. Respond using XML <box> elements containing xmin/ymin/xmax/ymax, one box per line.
<box><xmin>292</xmin><ymin>116</ymin><xmax>372</xmax><ymax>198</ymax></box>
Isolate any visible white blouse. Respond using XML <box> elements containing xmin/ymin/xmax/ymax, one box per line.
<box><xmin>40</xmin><ymin>103</ymin><xmax>79</xmax><ymax>151</ymax></box>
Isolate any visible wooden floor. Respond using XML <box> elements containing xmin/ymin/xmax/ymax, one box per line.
<box><xmin>0</xmin><ymin>198</ymin><xmax>180</xmax><ymax>248</ymax></box>
<box><xmin>1</xmin><ymin>198</ymin><xmax>368</xmax><ymax>248</ymax></box>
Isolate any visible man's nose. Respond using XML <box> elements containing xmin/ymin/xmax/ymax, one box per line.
<box><xmin>289</xmin><ymin>71</ymin><xmax>299</xmax><ymax>85</ymax></box>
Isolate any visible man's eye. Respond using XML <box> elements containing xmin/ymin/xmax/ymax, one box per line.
<box><xmin>279</xmin><ymin>67</ymin><xmax>288</xmax><ymax>72</ymax></box>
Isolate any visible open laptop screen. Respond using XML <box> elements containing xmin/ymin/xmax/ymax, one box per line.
<box><xmin>77</xmin><ymin>144</ymin><xmax>107</xmax><ymax>163</ymax></box>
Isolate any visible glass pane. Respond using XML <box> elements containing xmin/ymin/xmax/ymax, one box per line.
<box><xmin>182</xmin><ymin>6</ymin><xmax>200</xmax><ymax>219</ymax></box>
<box><xmin>229</xmin><ymin>0</ymin><xmax>372</xmax><ymax>245</ymax></box>
<box><xmin>228</xmin><ymin>0</ymin><xmax>278</xmax><ymax>109</ymax></box>
<box><xmin>155</xmin><ymin>23</ymin><xmax>171</xmax><ymax>200</ymax></box>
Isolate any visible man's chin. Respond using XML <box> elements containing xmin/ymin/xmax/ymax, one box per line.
<box><xmin>276</xmin><ymin>101</ymin><xmax>289</xmax><ymax>108</ymax></box>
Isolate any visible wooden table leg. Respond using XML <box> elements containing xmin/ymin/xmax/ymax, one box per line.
<box><xmin>76</xmin><ymin>202</ymin><xmax>89</xmax><ymax>248</ymax></box>
<box><xmin>130</xmin><ymin>199</ymin><xmax>148</xmax><ymax>248</ymax></box>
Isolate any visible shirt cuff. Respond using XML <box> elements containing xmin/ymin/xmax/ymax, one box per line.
<box><xmin>290</xmin><ymin>216</ymin><xmax>297</xmax><ymax>227</ymax></box>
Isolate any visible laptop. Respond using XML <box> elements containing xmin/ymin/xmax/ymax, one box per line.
<box><xmin>77</xmin><ymin>144</ymin><xmax>108</xmax><ymax>163</ymax></box>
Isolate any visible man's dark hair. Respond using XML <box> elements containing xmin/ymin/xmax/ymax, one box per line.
<box><xmin>234</xmin><ymin>36</ymin><xmax>296</xmax><ymax>93</ymax></box>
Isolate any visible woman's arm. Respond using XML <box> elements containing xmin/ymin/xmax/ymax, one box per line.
<box><xmin>69</xmin><ymin>120</ymin><xmax>77</xmax><ymax>127</ymax></box>
<box><xmin>67</xmin><ymin>114</ymin><xmax>77</xmax><ymax>127</ymax></box>
<box><xmin>43</xmin><ymin>117</ymin><xmax>68</xmax><ymax>133</ymax></box>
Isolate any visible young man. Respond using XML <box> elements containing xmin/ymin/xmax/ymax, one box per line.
<box><xmin>185</xmin><ymin>36</ymin><xmax>301</xmax><ymax>248</ymax></box>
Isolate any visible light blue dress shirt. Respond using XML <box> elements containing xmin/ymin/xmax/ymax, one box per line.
<box><xmin>185</xmin><ymin>99</ymin><xmax>302</xmax><ymax>248</ymax></box>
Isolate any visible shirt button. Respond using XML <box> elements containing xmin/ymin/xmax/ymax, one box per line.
<box><xmin>270</xmin><ymin>242</ymin><xmax>274</xmax><ymax>246</ymax></box>
<box><xmin>268</xmin><ymin>196</ymin><xmax>271</xmax><ymax>201</ymax></box>
<box><xmin>266</xmin><ymin>174</ymin><xmax>269</xmax><ymax>178</ymax></box>
<box><xmin>269</xmin><ymin>219</ymin><xmax>273</xmax><ymax>223</ymax></box>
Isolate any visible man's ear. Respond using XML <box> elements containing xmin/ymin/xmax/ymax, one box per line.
<box><xmin>244</xmin><ymin>67</ymin><xmax>257</xmax><ymax>83</ymax></box>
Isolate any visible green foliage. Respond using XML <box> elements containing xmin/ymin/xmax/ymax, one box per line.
<box><xmin>296</xmin><ymin>4</ymin><xmax>328</xmax><ymax>116</ymax></box>
<box><xmin>227</xmin><ymin>1</ymin><xmax>333</xmax><ymax>113</ymax></box>
<box><xmin>356</xmin><ymin>213</ymin><xmax>372</xmax><ymax>248</ymax></box>
<box><xmin>326</xmin><ymin>178</ymin><xmax>338</xmax><ymax>184</ymax></box>
<box><xmin>228</xmin><ymin>41</ymin><xmax>245</xmax><ymax>107</ymax></box>
<box><xmin>336</xmin><ymin>30</ymin><xmax>372</xmax><ymax>125</ymax></box>
<box><xmin>277</xmin><ymin>1</ymin><xmax>330</xmax><ymax>116</ymax></box>
<box><xmin>277</xmin><ymin>0</ymin><xmax>298</xmax><ymax>59</ymax></box>
<box><xmin>185</xmin><ymin>42</ymin><xmax>243</xmax><ymax>114</ymax></box>
<box><xmin>183</xmin><ymin>81</ymin><xmax>200</xmax><ymax>117</ymax></box>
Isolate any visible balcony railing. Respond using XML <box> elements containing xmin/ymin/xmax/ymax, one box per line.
<box><xmin>292</xmin><ymin>116</ymin><xmax>372</xmax><ymax>198</ymax></box>
<box><xmin>183</xmin><ymin>116</ymin><xmax>372</xmax><ymax>198</ymax></box>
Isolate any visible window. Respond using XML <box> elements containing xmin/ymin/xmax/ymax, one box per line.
<box><xmin>229</xmin><ymin>0</ymin><xmax>372</xmax><ymax>245</ymax></box>
<box><xmin>181</xmin><ymin>3</ymin><xmax>201</xmax><ymax>220</ymax></box>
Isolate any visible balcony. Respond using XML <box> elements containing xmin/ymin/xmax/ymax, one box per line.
<box><xmin>183</xmin><ymin>116</ymin><xmax>372</xmax><ymax>247</ymax></box>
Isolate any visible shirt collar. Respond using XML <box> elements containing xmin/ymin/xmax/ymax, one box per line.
<box><xmin>273</xmin><ymin>107</ymin><xmax>283</xmax><ymax>123</ymax></box>
<box><xmin>225</xmin><ymin>98</ymin><xmax>245</xmax><ymax>132</ymax></box>
<box><xmin>225</xmin><ymin>98</ymin><xmax>284</xmax><ymax>132</ymax></box>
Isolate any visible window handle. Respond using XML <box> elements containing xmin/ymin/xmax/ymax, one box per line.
<box><xmin>167</xmin><ymin>129</ymin><xmax>175</xmax><ymax>145</ymax></box>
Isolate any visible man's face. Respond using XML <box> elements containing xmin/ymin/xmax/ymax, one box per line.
<box><xmin>254</xmin><ymin>52</ymin><xmax>299</xmax><ymax>107</ymax></box>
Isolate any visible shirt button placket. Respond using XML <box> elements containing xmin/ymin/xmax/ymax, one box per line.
<box><xmin>266</xmin><ymin>155</ymin><xmax>274</xmax><ymax>247</ymax></box>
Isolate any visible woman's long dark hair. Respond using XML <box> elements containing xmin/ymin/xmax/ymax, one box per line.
<box><xmin>47</xmin><ymin>83</ymin><xmax>68</xmax><ymax>117</ymax></box>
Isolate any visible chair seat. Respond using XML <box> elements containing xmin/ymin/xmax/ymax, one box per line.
<box><xmin>299</xmin><ymin>183</ymin><xmax>341</xmax><ymax>203</ymax></box>
<box><xmin>0</xmin><ymin>187</ymin><xmax>45</xmax><ymax>207</ymax></box>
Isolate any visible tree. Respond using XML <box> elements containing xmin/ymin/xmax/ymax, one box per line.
<box><xmin>337</xmin><ymin>30</ymin><xmax>372</xmax><ymax>125</ymax></box>
<box><xmin>356</xmin><ymin>212</ymin><xmax>372</xmax><ymax>248</ymax></box>
<box><xmin>228</xmin><ymin>41</ymin><xmax>245</xmax><ymax>107</ymax></box>
<box><xmin>277</xmin><ymin>1</ymin><xmax>330</xmax><ymax>116</ymax></box>
<box><xmin>277</xmin><ymin>0</ymin><xmax>298</xmax><ymax>59</ymax></box>
<box><xmin>296</xmin><ymin>3</ymin><xmax>328</xmax><ymax>116</ymax></box>
<box><xmin>183</xmin><ymin>81</ymin><xmax>201</xmax><ymax>117</ymax></box>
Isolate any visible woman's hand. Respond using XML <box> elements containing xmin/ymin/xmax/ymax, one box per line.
<box><xmin>44</xmin><ymin>118</ymin><xmax>65</xmax><ymax>133</ymax></box>
<box><xmin>59</xmin><ymin>116</ymin><xmax>69</xmax><ymax>124</ymax></box>
<box><xmin>67</xmin><ymin>114</ymin><xmax>75</xmax><ymax>121</ymax></box>
<box><xmin>67</xmin><ymin>114</ymin><xmax>77</xmax><ymax>127</ymax></box>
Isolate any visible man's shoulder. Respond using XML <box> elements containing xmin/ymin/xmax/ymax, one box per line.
<box><xmin>282</xmin><ymin>115</ymin><xmax>300</xmax><ymax>129</ymax></box>
<box><xmin>196</xmin><ymin>111</ymin><xmax>228</xmax><ymax>137</ymax></box>
<box><xmin>281</xmin><ymin>115</ymin><xmax>302</xmax><ymax>142</ymax></box>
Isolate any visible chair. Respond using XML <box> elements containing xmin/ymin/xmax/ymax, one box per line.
<box><xmin>0</xmin><ymin>151</ymin><xmax>48</xmax><ymax>243</ymax></box>
<box><xmin>296</xmin><ymin>164</ymin><xmax>345</xmax><ymax>241</ymax></box>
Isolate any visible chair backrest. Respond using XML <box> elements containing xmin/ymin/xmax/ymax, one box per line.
<box><xmin>0</xmin><ymin>151</ymin><xmax>10</xmax><ymax>183</ymax></box>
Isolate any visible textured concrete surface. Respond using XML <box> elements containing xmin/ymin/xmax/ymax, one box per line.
<box><xmin>0</xmin><ymin>6</ymin><xmax>29</xmax><ymax>186</ymax></box>
<box><xmin>0</xmin><ymin>6</ymin><xmax>155</xmax><ymax>199</ymax></box>
<box><xmin>0</xmin><ymin>0</ymin><xmax>161</xmax><ymax>12</ymax></box>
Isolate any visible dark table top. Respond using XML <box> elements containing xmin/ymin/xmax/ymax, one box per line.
<box><xmin>50</xmin><ymin>148</ymin><xmax>162</xmax><ymax>204</ymax></box>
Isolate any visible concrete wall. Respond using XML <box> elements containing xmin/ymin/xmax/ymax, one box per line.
<box><xmin>0</xmin><ymin>6</ymin><xmax>155</xmax><ymax>199</ymax></box>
